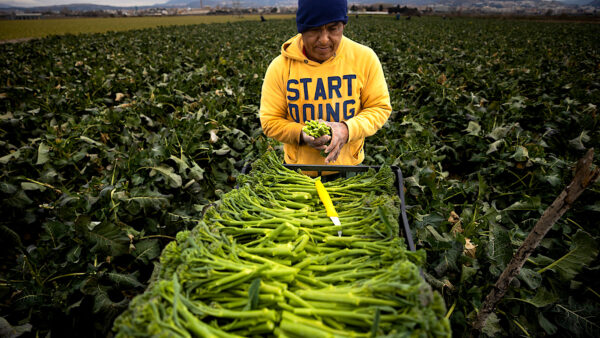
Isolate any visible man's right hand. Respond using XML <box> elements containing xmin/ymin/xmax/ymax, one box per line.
<box><xmin>300</xmin><ymin>130</ymin><xmax>331</xmax><ymax>151</ymax></box>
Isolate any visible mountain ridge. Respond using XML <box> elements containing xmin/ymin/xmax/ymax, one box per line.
<box><xmin>1</xmin><ymin>0</ymin><xmax>597</xmax><ymax>11</ymax></box>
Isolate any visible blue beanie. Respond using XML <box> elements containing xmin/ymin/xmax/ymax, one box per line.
<box><xmin>296</xmin><ymin>0</ymin><xmax>348</xmax><ymax>33</ymax></box>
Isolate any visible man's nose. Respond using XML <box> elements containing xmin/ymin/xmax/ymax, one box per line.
<box><xmin>317</xmin><ymin>30</ymin><xmax>329</xmax><ymax>44</ymax></box>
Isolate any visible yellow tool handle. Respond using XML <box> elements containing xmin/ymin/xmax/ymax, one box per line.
<box><xmin>315</xmin><ymin>179</ymin><xmax>338</xmax><ymax>218</ymax></box>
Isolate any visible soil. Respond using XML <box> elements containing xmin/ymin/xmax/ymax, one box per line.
<box><xmin>0</xmin><ymin>37</ymin><xmax>36</xmax><ymax>44</ymax></box>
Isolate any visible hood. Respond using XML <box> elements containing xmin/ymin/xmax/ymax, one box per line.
<box><xmin>280</xmin><ymin>33</ymin><xmax>346</xmax><ymax>66</ymax></box>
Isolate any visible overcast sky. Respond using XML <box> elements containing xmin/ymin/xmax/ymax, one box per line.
<box><xmin>2</xmin><ymin>0</ymin><xmax>168</xmax><ymax>7</ymax></box>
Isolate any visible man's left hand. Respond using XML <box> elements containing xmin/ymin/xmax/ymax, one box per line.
<box><xmin>323</xmin><ymin>121</ymin><xmax>349</xmax><ymax>164</ymax></box>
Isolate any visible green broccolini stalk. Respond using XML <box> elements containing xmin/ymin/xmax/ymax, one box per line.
<box><xmin>113</xmin><ymin>151</ymin><xmax>451</xmax><ymax>337</ymax></box>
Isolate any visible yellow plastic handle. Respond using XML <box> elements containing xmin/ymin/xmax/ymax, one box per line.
<box><xmin>315</xmin><ymin>178</ymin><xmax>338</xmax><ymax>218</ymax></box>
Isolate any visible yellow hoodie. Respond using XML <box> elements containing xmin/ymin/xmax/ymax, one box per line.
<box><xmin>260</xmin><ymin>33</ymin><xmax>391</xmax><ymax>166</ymax></box>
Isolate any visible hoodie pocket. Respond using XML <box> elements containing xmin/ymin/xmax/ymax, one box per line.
<box><xmin>283</xmin><ymin>143</ymin><xmax>299</xmax><ymax>164</ymax></box>
<box><xmin>348</xmin><ymin>138</ymin><xmax>364</xmax><ymax>163</ymax></box>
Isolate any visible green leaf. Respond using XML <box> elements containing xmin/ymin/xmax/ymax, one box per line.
<box><xmin>553</xmin><ymin>302</ymin><xmax>600</xmax><ymax>336</ymax></box>
<box><xmin>482</xmin><ymin>312</ymin><xmax>502</xmax><ymax>337</ymax></box>
<box><xmin>583</xmin><ymin>201</ymin><xmax>600</xmax><ymax>212</ymax></box>
<box><xmin>434</xmin><ymin>240</ymin><xmax>462</xmax><ymax>275</ymax></box>
<box><xmin>529</xmin><ymin>254</ymin><xmax>554</xmax><ymax>267</ymax></box>
<box><xmin>92</xmin><ymin>285</ymin><xmax>128</xmax><ymax>314</ymax></box>
<box><xmin>80</xmin><ymin>135</ymin><xmax>104</xmax><ymax>147</ymax></box>
<box><xmin>40</xmin><ymin>167</ymin><xmax>58</xmax><ymax>182</ymax></box>
<box><xmin>84</xmin><ymin>222</ymin><xmax>129</xmax><ymax>256</ymax></box>
<box><xmin>537</xmin><ymin>230</ymin><xmax>598</xmax><ymax>281</ymax></box>
<box><xmin>66</xmin><ymin>298</ymin><xmax>84</xmax><ymax>315</ymax></box>
<box><xmin>487</xmin><ymin>225</ymin><xmax>513</xmax><ymax>272</ymax></box>
<box><xmin>214</xmin><ymin>144</ymin><xmax>231</xmax><ymax>155</ymax></box>
<box><xmin>123</xmin><ymin>189</ymin><xmax>171</xmax><ymax>210</ymax></box>
<box><xmin>518</xmin><ymin>268</ymin><xmax>541</xmax><ymax>289</ymax></box>
<box><xmin>148</xmin><ymin>165</ymin><xmax>182</xmax><ymax>188</ymax></box>
<box><xmin>371</xmin><ymin>308</ymin><xmax>381</xmax><ymax>337</ymax></box>
<box><xmin>170</xmin><ymin>154</ymin><xmax>189</xmax><ymax>173</ymax></box>
<box><xmin>405</xmin><ymin>175</ymin><xmax>424</xmax><ymax>192</ymax></box>
<box><xmin>41</xmin><ymin>221</ymin><xmax>68</xmax><ymax>247</ymax></box>
<box><xmin>464</xmin><ymin>121</ymin><xmax>481</xmax><ymax>136</ymax></box>
<box><xmin>506</xmin><ymin>96</ymin><xmax>527</xmax><ymax>110</ymax></box>
<box><xmin>544</xmin><ymin>174</ymin><xmax>561</xmax><ymax>187</ymax></box>
<box><xmin>243</xmin><ymin>277</ymin><xmax>261</xmax><ymax>311</ymax></box>
<box><xmin>4</xmin><ymin>190</ymin><xmax>33</xmax><ymax>208</ymax></box>
<box><xmin>106</xmin><ymin>272</ymin><xmax>143</xmax><ymax>288</ymax></box>
<box><xmin>36</xmin><ymin>142</ymin><xmax>50</xmax><ymax>165</ymax></box>
<box><xmin>503</xmin><ymin>196</ymin><xmax>541</xmax><ymax>212</ymax></box>
<box><xmin>0</xmin><ymin>111</ymin><xmax>14</xmax><ymax>119</ymax></box>
<box><xmin>400</xmin><ymin>118</ymin><xmax>424</xmax><ymax>132</ymax></box>
<box><xmin>0</xmin><ymin>182</ymin><xmax>17</xmax><ymax>194</ymax></box>
<box><xmin>426</xmin><ymin>225</ymin><xmax>451</xmax><ymax>242</ymax></box>
<box><xmin>66</xmin><ymin>245</ymin><xmax>82</xmax><ymax>263</ymax></box>
<box><xmin>20</xmin><ymin>182</ymin><xmax>46</xmax><ymax>191</ymax></box>
<box><xmin>486</xmin><ymin>139</ymin><xmax>503</xmax><ymax>155</ymax></box>
<box><xmin>132</xmin><ymin>239</ymin><xmax>160</xmax><ymax>265</ymax></box>
<box><xmin>131</xmin><ymin>174</ymin><xmax>145</xmax><ymax>186</ymax></box>
<box><xmin>189</xmin><ymin>161</ymin><xmax>205</xmax><ymax>181</ymax></box>
<box><xmin>510</xmin><ymin>287</ymin><xmax>558</xmax><ymax>308</ymax></box>
<box><xmin>13</xmin><ymin>293</ymin><xmax>45</xmax><ymax>311</ymax></box>
<box><xmin>487</xmin><ymin>125</ymin><xmax>511</xmax><ymax>141</ymax></box>
<box><xmin>568</xmin><ymin>130</ymin><xmax>590</xmax><ymax>150</ymax></box>
<box><xmin>538</xmin><ymin>312</ymin><xmax>557</xmax><ymax>335</ymax></box>
<box><xmin>0</xmin><ymin>150</ymin><xmax>21</xmax><ymax>164</ymax></box>
<box><xmin>511</xmin><ymin>145</ymin><xmax>529</xmax><ymax>162</ymax></box>
<box><xmin>460</xmin><ymin>265</ymin><xmax>477</xmax><ymax>283</ymax></box>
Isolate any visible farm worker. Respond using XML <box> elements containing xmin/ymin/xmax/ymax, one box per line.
<box><xmin>259</xmin><ymin>0</ymin><xmax>391</xmax><ymax>166</ymax></box>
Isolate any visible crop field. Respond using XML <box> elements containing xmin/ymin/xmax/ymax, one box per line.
<box><xmin>1</xmin><ymin>15</ymin><xmax>599</xmax><ymax>337</ymax></box>
<box><xmin>0</xmin><ymin>14</ymin><xmax>295</xmax><ymax>41</ymax></box>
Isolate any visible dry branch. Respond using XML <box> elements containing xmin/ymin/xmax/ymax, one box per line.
<box><xmin>472</xmin><ymin>148</ymin><xmax>600</xmax><ymax>334</ymax></box>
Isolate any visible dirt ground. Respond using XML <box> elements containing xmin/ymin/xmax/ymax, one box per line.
<box><xmin>0</xmin><ymin>37</ymin><xmax>35</xmax><ymax>44</ymax></box>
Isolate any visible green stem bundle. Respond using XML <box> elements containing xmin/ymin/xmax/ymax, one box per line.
<box><xmin>113</xmin><ymin>151</ymin><xmax>450</xmax><ymax>337</ymax></box>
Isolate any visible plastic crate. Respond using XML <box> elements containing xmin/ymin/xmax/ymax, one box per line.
<box><xmin>240</xmin><ymin>163</ymin><xmax>415</xmax><ymax>252</ymax></box>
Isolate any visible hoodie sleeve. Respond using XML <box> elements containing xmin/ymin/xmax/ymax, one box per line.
<box><xmin>344</xmin><ymin>48</ymin><xmax>392</xmax><ymax>143</ymax></box>
<box><xmin>260</xmin><ymin>56</ymin><xmax>304</xmax><ymax>145</ymax></box>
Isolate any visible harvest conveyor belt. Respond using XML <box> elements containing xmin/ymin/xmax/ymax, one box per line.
<box><xmin>241</xmin><ymin>163</ymin><xmax>416</xmax><ymax>252</ymax></box>
<box><xmin>114</xmin><ymin>153</ymin><xmax>450</xmax><ymax>337</ymax></box>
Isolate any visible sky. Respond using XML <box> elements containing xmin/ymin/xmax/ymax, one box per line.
<box><xmin>1</xmin><ymin>0</ymin><xmax>167</xmax><ymax>7</ymax></box>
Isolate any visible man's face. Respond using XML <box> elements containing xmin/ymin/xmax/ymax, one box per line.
<box><xmin>301</xmin><ymin>21</ymin><xmax>344</xmax><ymax>63</ymax></box>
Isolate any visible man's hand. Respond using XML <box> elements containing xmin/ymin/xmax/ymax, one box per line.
<box><xmin>300</xmin><ymin>120</ymin><xmax>348</xmax><ymax>164</ymax></box>
<box><xmin>323</xmin><ymin>121</ymin><xmax>349</xmax><ymax>164</ymax></box>
<box><xmin>300</xmin><ymin>129</ymin><xmax>330</xmax><ymax>151</ymax></box>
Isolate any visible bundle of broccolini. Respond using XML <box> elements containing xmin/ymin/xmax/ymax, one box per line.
<box><xmin>113</xmin><ymin>151</ymin><xmax>451</xmax><ymax>337</ymax></box>
<box><xmin>302</xmin><ymin>120</ymin><xmax>331</xmax><ymax>138</ymax></box>
<box><xmin>302</xmin><ymin>120</ymin><xmax>331</xmax><ymax>157</ymax></box>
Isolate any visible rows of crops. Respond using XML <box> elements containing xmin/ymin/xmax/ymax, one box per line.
<box><xmin>0</xmin><ymin>14</ymin><xmax>296</xmax><ymax>41</ymax></box>
<box><xmin>1</xmin><ymin>16</ymin><xmax>599</xmax><ymax>336</ymax></box>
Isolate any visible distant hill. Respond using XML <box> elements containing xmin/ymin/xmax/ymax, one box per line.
<box><xmin>587</xmin><ymin>0</ymin><xmax>600</xmax><ymax>6</ymax></box>
<box><xmin>161</xmin><ymin>0</ymin><xmax>295</xmax><ymax>7</ymax></box>
<box><xmin>557</xmin><ymin>0</ymin><xmax>596</xmax><ymax>5</ymax></box>
<box><xmin>0</xmin><ymin>3</ymin><xmax>147</xmax><ymax>11</ymax></box>
<box><xmin>418</xmin><ymin>0</ymin><xmax>591</xmax><ymax>5</ymax></box>
<box><xmin>0</xmin><ymin>1</ymin><xmax>292</xmax><ymax>12</ymax></box>
<box><xmin>1</xmin><ymin>0</ymin><xmax>594</xmax><ymax>13</ymax></box>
